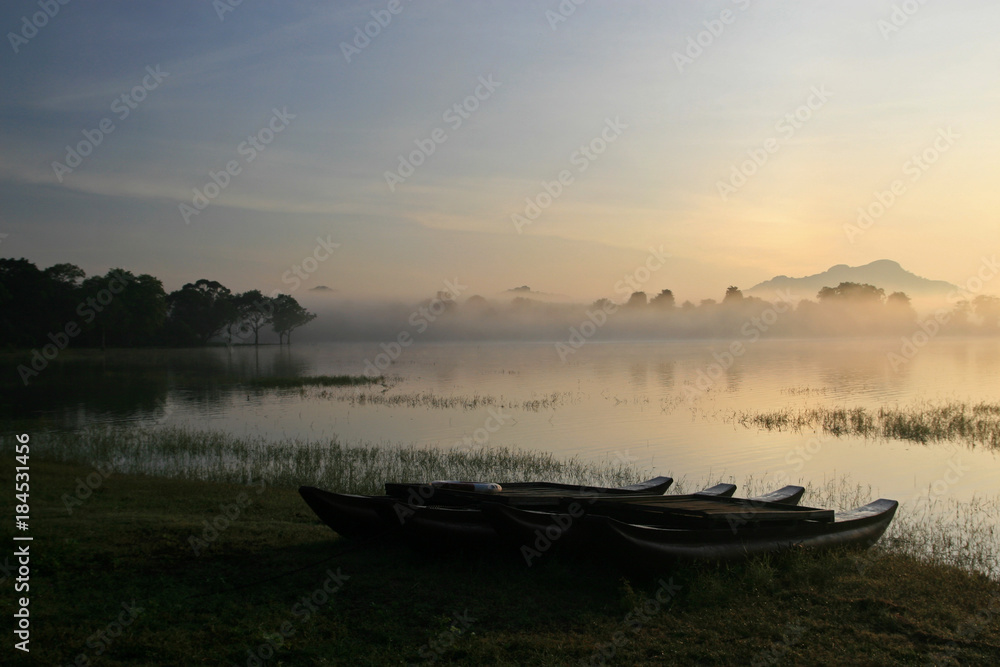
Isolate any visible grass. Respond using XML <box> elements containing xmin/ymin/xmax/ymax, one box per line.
<box><xmin>244</xmin><ymin>374</ymin><xmax>388</xmax><ymax>389</ymax></box>
<box><xmin>4</xmin><ymin>458</ymin><xmax>1000</xmax><ymax>666</ymax></box>
<box><xmin>17</xmin><ymin>425</ymin><xmax>643</xmax><ymax>494</ymax></box>
<box><xmin>15</xmin><ymin>426</ymin><xmax>1000</xmax><ymax>580</ymax></box>
<box><xmin>734</xmin><ymin>401</ymin><xmax>1000</xmax><ymax>448</ymax></box>
<box><xmin>308</xmin><ymin>389</ymin><xmax>573</xmax><ymax>411</ymax></box>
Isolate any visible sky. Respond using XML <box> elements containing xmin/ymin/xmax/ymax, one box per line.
<box><xmin>1</xmin><ymin>0</ymin><xmax>998</xmax><ymax>305</ymax></box>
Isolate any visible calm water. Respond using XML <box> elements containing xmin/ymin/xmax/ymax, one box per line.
<box><xmin>8</xmin><ymin>338</ymin><xmax>1000</xmax><ymax>505</ymax></box>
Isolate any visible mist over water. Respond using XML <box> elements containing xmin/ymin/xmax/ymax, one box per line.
<box><xmin>12</xmin><ymin>338</ymin><xmax>1000</xmax><ymax>509</ymax></box>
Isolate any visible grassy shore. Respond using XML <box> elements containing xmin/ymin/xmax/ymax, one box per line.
<box><xmin>5</xmin><ymin>456</ymin><xmax>1000</xmax><ymax>665</ymax></box>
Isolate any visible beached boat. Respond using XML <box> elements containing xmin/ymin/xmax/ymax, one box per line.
<box><xmin>484</xmin><ymin>485</ymin><xmax>806</xmax><ymax>551</ymax></box>
<box><xmin>299</xmin><ymin>476</ymin><xmax>673</xmax><ymax>539</ymax></box>
<box><xmin>383</xmin><ymin>475</ymin><xmax>674</xmax><ymax>507</ymax></box>
<box><xmin>589</xmin><ymin>498</ymin><xmax>898</xmax><ymax>563</ymax></box>
<box><xmin>372</xmin><ymin>482</ymin><xmax>732</xmax><ymax>548</ymax></box>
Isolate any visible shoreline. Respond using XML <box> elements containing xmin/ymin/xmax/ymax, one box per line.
<box><xmin>4</xmin><ymin>458</ymin><xmax>999</xmax><ymax>665</ymax></box>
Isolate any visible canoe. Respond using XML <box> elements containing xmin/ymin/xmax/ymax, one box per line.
<box><xmin>484</xmin><ymin>485</ymin><xmax>806</xmax><ymax>553</ymax></box>
<box><xmin>298</xmin><ymin>487</ymin><xmax>396</xmax><ymax>539</ymax></box>
<box><xmin>299</xmin><ymin>476</ymin><xmax>673</xmax><ymax>539</ymax></box>
<box><xmin>384</xmin><ymin>475</ymin><xmax>674</xmax><ymax>507</ymax></box>
<box><xmin>590</xmin><ymin>498</ymin><xmax>898</xmax><ymax>564</ymax></box>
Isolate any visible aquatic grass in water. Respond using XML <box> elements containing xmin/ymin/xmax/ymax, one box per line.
<box><xmin>11</xmin><ymin>427</ymin><xmax>999</xmax><ymax>578</ymax></box>
<box><xmin>310</xmin><ymin>388</ymin><xmax>573</xmax><ymax>411</ymax></box>
<box><xmin>23</xmin><ymin>425</ymin><xmax>641</xmax><ymax>495</ymax></box>
<box><xmin>734</xmin><ymin>401</ymin><xmax>1000</xmax><ymax>449</ymax></box>
<box><xmin>244</xmin><ymin>374</ymin><xmax>387</xmax><ymax>389</ymax></box>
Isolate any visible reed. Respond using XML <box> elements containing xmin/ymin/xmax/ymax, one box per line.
<box><xmin>24</xmin><ymin>425</ymin><xmax>641</xmax><ymax>494</ymax></box>
<box><xmin>244</xmin><ymin>374</ymin><xmax>387</xmax><ymax>388</ymax></box>
<box><xmin>735</xmin><ymin>401</ymin><xmax>1000</xmax><ymax>448</ymax></box>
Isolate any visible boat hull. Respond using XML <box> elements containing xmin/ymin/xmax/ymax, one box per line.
<box><xmin>300</xmin><ymin>476</ymin><xmax>673</xmax><ymax>540</ymax></box>
<box><xmin>593</xmin><ymin>499</ymin><xmax>898</xmax><ymax>563</ymax></box>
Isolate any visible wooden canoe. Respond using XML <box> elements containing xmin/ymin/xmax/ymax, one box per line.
<box><xmin>589</xmin><ymin>498</ymin><xmax>898</xmax><ymax>563</ymax></box>
<box><xmin>383</xmin><ymin>475</ymin><xmax>674</xmax><ymax>507</ymax></box>
<box><xmin>483</xmin><ymin>485</ymin><xmax>805</xmax><ymax>552</ymax></box>
<box><xmin>300</xmin><ymin>476</ymin><xmax>673</xmax><ymax>539</ymax></box>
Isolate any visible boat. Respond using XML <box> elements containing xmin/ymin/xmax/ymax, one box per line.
<box><xmin>484</xmin><ymin>485</ymin><xmax>806</xmax><ymax>553</ymax></box>
<box><xmin>298</xmin><ymin>476</ymin><xmax>673</xmax><ymax>539</ymax></box>
<box><xmin>383</xmin><ymin>475</ymin><xmax>674</xmax><ymax>507</ymax></box>
<box><xmin>587</xmin><ymin>498</ymin><xmax>898</xmax><ymax>564</ymax></box>
<box><xmin>373</xmin><ymin>482</ymin><xmax>722</xmax><ymax>548</ymax></box>
<box><xmin>298</xmin><ymin>487</ymin><xmax>397</xmax><ymax>539</ymax></box>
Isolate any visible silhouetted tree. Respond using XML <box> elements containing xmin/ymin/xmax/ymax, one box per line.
<box><xmin>166</xmin><ymin>279</ymin><xmax>234</xmax><ymax>345</ymax></box>
<box><xmin>973</xmin><ymin>295</ymin><xmax>1000</xmax><ymax>330</ymax></box>
<box><xmin>885</xmin><ymin>291</ymin><xmax>917</xmax><ymax>330</ymax></box>
<box><xmin>271</xmin><ymin>294</ymin><xmax>316</xmax><ymax>345</ymax></box>
<box><xmin>817</xmin><ymin>282</ymin><xmax>885</xmax><ymax>305</ymax></box>
<box><xmin>625</xmin><ymin>292</ymin><xmax>647</xmax><ymax>308</ymax></box>
<box><xmin>229</xmin><ymin>290</ymin><xmax>273</xmax><ymax>346</ymax></box>
<box><xmin>650</xmin><ymin>289</ymin><xmax>675</xmax><ymax>309</ymax></box>
<box><xmin>0</xmin><ymin>259</ymin><xmax>82</xmax><ymax>347</ymax></box>
<box><xmin>723</xmin><ymin>286</ymin><xmax>743</xmax><ymax>304</ymax></box>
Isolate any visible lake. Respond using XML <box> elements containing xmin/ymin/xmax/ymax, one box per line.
<box><xmin>10</xmin><ymin>337</ymin><xmax>1000</xmax><ymax>507</ymax></box>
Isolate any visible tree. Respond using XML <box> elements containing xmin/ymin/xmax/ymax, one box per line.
<box><xmin>0</xmin><ymin>259</ymin><xmax>82</xmax><ymax>348</ymax></box>
<box><xmin>625</xmin><ymin>291</ymin><xmax>647</xmax><ymax>308</ymax></box>
<box><xmin>723</xmin><ymin>286</ymin><xmax>743</xmax><ymax>304</ymax></box>
<box><xmin>230</xmin><ymin>290</ymin><xmax>274</xmax><ymax>346</ymax></box>
<box><xmin>973</xmin><ymin>295</ymin><xmax>1000</xmax><ymax>330</ymax></box>
<box><xmin>270</xmin><ymin>294</ymin><xmax>316</xmax><ymax>345</ymax></box>
<box><xmin>166</xmin><ymin>279</ymin><xmax>234</xmax><ymax>345</ymax></box>
<box><xmin>817</xmin><ymin>282</ymin><xmax>885</xmax><ymax>305</ymax></box>
<box><xmin>650</xmin><ymin>289</ymin><xmax>675</xmax><ymax>309</ymax></box>
<box><xmin>78</xmin><ymin>270</ymin><xmax>166</xmax><ymax>348</ymax></box>
<box><xmin>885</xmin><ymin>291</ymin><xmax>917</xmax><ymax>329</ymax></box>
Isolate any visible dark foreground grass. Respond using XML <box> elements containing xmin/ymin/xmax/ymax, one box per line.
<box><xmin>4</xmin><ymin>461</ymin><xmax>1000</xmax><ymax>666</ymax></box>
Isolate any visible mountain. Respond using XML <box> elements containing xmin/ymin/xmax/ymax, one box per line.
<box><xmin>746</xmin><ymin>260</ymin><xmax>957</xmax><ymax>302</ymax></box>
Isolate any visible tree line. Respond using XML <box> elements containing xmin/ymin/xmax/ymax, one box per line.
<box><xmin>0</xmin><ymin>258</ymin><xmax>316</xmax><ymax>349</ymax></box>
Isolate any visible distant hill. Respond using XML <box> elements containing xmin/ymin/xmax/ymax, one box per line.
<box><xmin>497</xmin><ymin>286</ymin><xmax>571</xmax><ymax>303</ymax></box>
<box><xmin>746</xmin><ymin>260</ymin><xmax>957</xmax><ymax>302</ymax></box>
